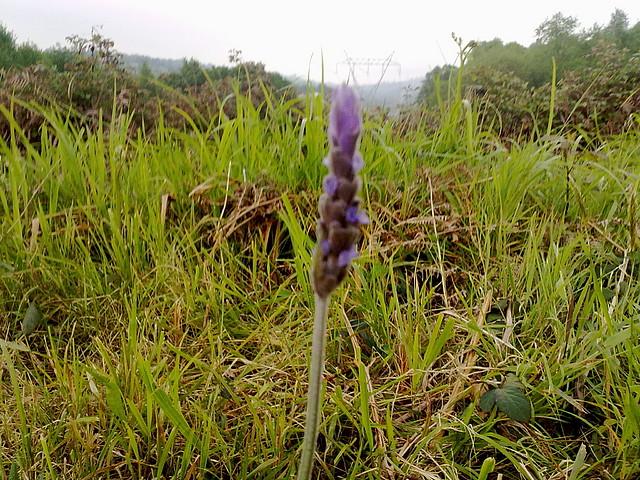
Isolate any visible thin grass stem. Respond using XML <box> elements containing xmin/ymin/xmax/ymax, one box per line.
<box><xmin>297</xmin><ymin>293</ymin><xmax>330</xmax><ymax>480</ymax></box>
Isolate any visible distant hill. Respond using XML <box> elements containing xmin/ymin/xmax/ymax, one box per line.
<box><xmin>121</xmin><ymin>53</ymin><xmax>216</xmax><ymax>76</ymax></box>
<box><xmin>122</xmin><ymin>53</ymin><xmax>421</xmax><ymax>109</ymax></box>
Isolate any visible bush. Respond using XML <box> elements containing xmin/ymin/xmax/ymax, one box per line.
<box><xmin>0</xmin><ymin>31</ymin><xmax>296</xmax><ymax>142</ymax></box>
<box><xmin>416</xmin><ymin>40</ymin><xmax>640</xmax><ymax>140</ymax></box>
<box><xmin>552</xmin><ymin>41</ymin><xmax>640</xmax><ymax>135</ymax></box>
<box><xmin>463</xmin><ymin>67</ymin><xmax>539</xmax><ymax>138</ymax></box>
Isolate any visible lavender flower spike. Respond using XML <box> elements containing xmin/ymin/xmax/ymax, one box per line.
<box><xmin>312</xmin><ymin>85</ymin><xmax>367</xmax><ymax>298</ymax></box>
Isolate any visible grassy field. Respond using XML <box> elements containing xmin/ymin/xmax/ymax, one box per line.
<box><xmin>1</xmin><ymin>86</ymin><xmax>639</xmax><ymax>480</ymax></box>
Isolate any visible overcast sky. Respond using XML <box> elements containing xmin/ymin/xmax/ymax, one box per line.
<box><xmin>3</xmin><ymin>1</ymin><xmax>640</xmax><ymax>84</ymax></box>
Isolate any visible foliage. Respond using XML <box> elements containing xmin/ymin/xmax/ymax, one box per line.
<box><xmin>464</xmin><ymin>39</ymin><xmax>538</xmax><ymax>85</ymax></box>
<box><xmin>2</xmin><ymin>62</ymin><xmax>640</xmax><ymax>480</ymax></box>
<box><xmin>456</xmin><ymin>38</ymin><xmax>640</xmax><ymax>138</ymax></box>
<box><xmin>463</xmin><ymin>67</ymin><xmax>540</xmax><ymax>137</ymax></box>
<box><xmin>1</xmin><ymin>14</ymin><xmax>640</xmax><ymax>480</ymax></box>
<box><xmin>552</xmin><ymin>40</ymin><xmax>640</xmax><ymax>135</ymax></box>
<box><xmin>417</xmin><ymin>64</ymin><xmax>457</xmax><ymax>106</ymax></box>
<box><xmin>0</xmin><ymin>24</ymin><xmax>43</xmax><ymax>69</ymax></box>
<box><xmin>66</xmin><ymin>27</ymin><xmax>124</xmax><ymax>70</ymax></box>
<box><xmin>418</xmin><ymin>9</ymin><xmax>640</xmax><ymax>138</ymax></box>
<box><xmin>42</xmin><ymin>46</ymin><xmax>75</xmax><ymax>72</ymax></box>
<box><xmin>0</xmin><ymin>28</ymin><xmax>296</xmax><ymax>143</ymax></box>
<box><xmin>160</xmin><ymin>57</ymin><xmax>291</xmax><ymax>92</ymax></box>
<box><xmin>535</xmin><ymin>12</ymin><xmax>579</xmax><ymax>44</ymax></box>
<box><xmin>479</xmin><ymin>374</ymin><xmax>532</xmax><ymax>423</ymax></box>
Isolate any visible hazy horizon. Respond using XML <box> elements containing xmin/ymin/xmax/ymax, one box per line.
<box><xmin>4</xmin><ymin>1</ymin><xmax>640</xmax><ymax>84</ymax></box>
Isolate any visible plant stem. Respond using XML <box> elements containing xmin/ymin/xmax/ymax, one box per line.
<box><xmin>297</xmin><ymin>293</ymin><xmax>330</xmax><ymax>480</ymax></box>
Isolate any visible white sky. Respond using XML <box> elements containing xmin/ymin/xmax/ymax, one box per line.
<box><xmin>3</xmin><ymin>0</ymin><xmax>640</xmax><ymax>84</ymax></box>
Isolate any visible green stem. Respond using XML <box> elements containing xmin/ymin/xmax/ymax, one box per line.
<box><xmin>297</xmin><ymin>293</ymin><xmax>330</xmax><ymax>480</ymax></box>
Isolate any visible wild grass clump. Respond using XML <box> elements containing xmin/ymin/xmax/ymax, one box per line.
<box><xmin>1</xmin><ymin>74</ymin><xmax>639</xmax><ymax>480</ymax></box>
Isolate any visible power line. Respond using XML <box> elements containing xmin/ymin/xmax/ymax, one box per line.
<box><xmin>336</xmin><ymin>52</ymin><xmax>401</xmax><ymax>85</ymax></box>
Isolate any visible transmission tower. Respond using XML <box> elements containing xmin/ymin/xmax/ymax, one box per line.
<box><xmin>336</xmin><ymin>52</ymin><xmax>401</xmax><ymax>85</ymax></box>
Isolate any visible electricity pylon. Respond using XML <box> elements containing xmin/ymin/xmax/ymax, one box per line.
<box><xmin>336</xmin><ymin>52</ymin><xmax>401</xmax><ymax>85</ymax></box>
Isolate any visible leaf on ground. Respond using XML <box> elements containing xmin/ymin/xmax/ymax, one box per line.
<box><xmin>495</xmin><ymin>383</ymin><xmax>532</xmax><ymax>422</ymax></box>
<box><xmin>22</xmin><ymin>303</ymin><xmax>43</xmax><ymax>336</ymax></box>
<box><xmin>479</xmin><ymin>388</ymin><xmax>497</xmax><ymax>412</ymax></box>
<box><xmin>479</xmin><ymin>374</ymin><xmax>532</xmax><ymax>423</ymax></box>
<box><xmin>503</xmin><ymin>373</ymin><xmax>525</xmax><ymax>390</ymax></box>
<box><xmin>602</xmin><ymin>288</ymin><xmax>616</xmax><ymax>301</ymax></box>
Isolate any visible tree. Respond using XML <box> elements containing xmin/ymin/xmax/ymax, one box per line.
<box><xmin>161</xmin><ymin>58</ymin><xmax>206</xmax><ymax>88</ymax></box>
<box><xmin>467</xmin><ymin>39</ymin><xmax>535</xmax><ymax>84</ymax></box>
<box><xmin>138</xmin><ymin>60</ymin><xmax>157</xmax><ymax>93</ymax></box>
<box><xmin>43</xmin><ymin>46</ymin><xmax>75</xmax><ymax>72</ymax></box>
<box><xmin>14</xmin><ymin>43</ymin><xmax>42</xmax><ymax>67</ymax></box>
<box><xmin>0</xmin><ymin>25</ymin><xmax>44</xmax><ymax>69</ymax></box>
<box><xmin>535</xmin><ymin>12</ymin><xmax>579</xmax><ymax>44</ymax></box>
<box><xmin>523</xmin><ymin>43</ymin><xmax>557</xmax><ymax>86</ymax></box>
<box><xmin>534</xmin><ymin>13</ymin><xmax>589</xmax><ymax>80</ymax></box>
<box><xmin>66</xmin><ymin>27</ymin><xmax>123</xmax><ymax>72</ymax></box>
<box><xmin>417</xmin><ymin>64</ymin><xmax>457</xmax><ymax>106</ymax></box>
<box><xmin>627</xmin><ymin>20</ymin><xmax>640</xmax><ymax>53</ymax></box>
<box><xmin>0</xmin><ymin>24</ymin><xmax>17</xmax><ymax>68</ymax></box>
<box><xmin>179</xmin><ymin>58</ymin><xmax>206</xmax><ymax>87</ymax></box>
<box><xmin>139</xmin><ymin>61</ymin><xmax>153</xmax><ymax>79</ymax></box>
<box><xmin>603</xmin><ymin>9</ymin><xmax>630</xmax><ymax>47</ymax></box>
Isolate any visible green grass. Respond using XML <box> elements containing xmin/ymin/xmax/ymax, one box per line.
<box><xmin>1</xmin><ymin>87</ymin><xmax>639</xmax><ymax>479</ymax></box>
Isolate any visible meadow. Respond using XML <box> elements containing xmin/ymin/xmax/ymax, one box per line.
<box><xmin>1</xmin><ymin>82</ymin><xmax>639</xmax><ymax>479</ymax></box>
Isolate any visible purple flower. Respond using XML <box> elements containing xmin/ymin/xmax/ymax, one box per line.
<box><xmin>312</xmin><ymin>84</ymin><xmax>367</xmax><ymax>298</ymax></box>
<box><xmin>337</xmin><ymin>246</ymin><xmax>359</xmax><ymax>267</ymax></box>
<box><xmin>328</xmin><ymin>85</ymin><xmax>361</xmax><ymax>158</ymax></box>
<box><xmin>346</xmin><ymin>205</ymin><xmax>369</xmax><ymax>225</ymax></box>
<box><xmin>323</xmin><ymin>175</ymin><xmax>339</xmax><ymax>196</ymax></box>
<box><xmin>345</xmin><ymin>205</ymin><xmax>359</xmax><ymax>224</ymax></box>
<box><xmin>352</xmin><ymin>154</ymin><xmax>364</xmax><ymax>172</ymax></box>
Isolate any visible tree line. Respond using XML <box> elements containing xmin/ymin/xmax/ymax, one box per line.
<box><xmin>418</xmin><ymin>10</ymin><xmax>640</xmax><ymax>138</ymax></box>
<box><xmin>2</xmin><ymin>9</ymin><xmax>640</xmax><ymax>141</ymax></box>
<box><xmin>0</xmin><ymin>24</ymin><xmax>294</xmax><ymax>140</ymax></box>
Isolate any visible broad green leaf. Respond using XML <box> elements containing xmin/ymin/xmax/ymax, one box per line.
<box><xmin>485</xmin><ymin>311</ymin><xmax>505</xmax><ymax>323</ymax></box>
<box><xmin>153</xmin><ymin>388</ymin><xmax>194</xmax><ymax>440</ymax></box>
<box><xmin>22</xmin><ymin>303</ymin><xmax>43</xmax><ymax>336</ymax></box>
<box><xmin>503</xmin><ymin>373</ymin><xmax>525</xmax><ymax>390</ymax></box>
<box><xmin>601</xmin><ymin>288</ymin><xmax>616</xmax><ymax>301</ymax></box>
<box><xmin>604</xmin><ymin>328</ymin><xmax>632</xmax><ymax>348</ymax></box>
<box><xmin>495</xmin><ymin>383</ymin><xmax>532</xmax><ymax>423</ymax></box>
<box><xmin>479</xmin><ymin>388</ymin><xmax>497</xmax><ymax>412</ymax></box>
<box><xmin>479</xmin><ymin>374</ymin><xmax>532</xmax><ymax>423</ymax></box>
